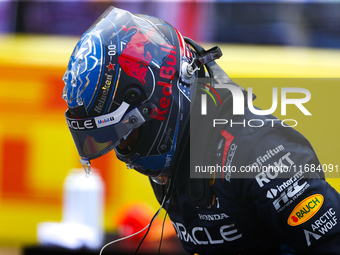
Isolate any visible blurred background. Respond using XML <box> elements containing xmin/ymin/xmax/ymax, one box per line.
<box><xmin>0</xmin><ymin>0</ymin><xmax>340</xmax><ymax>254</ymax></box>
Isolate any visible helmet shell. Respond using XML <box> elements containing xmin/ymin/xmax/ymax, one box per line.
<box><xmin>63</xmin><ymin>6</ymin><xmax>194</xmax><ymax>176</ymax></box>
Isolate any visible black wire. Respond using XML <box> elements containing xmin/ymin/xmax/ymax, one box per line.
<box><xmin>133</xmin><ymin>207</ymin><xmax>159</xmax><ymax>255</ymax></box>
<box><xmin>133</xmin><ymin>178</ymin><xmax>172</xmax><ymax>255</ymax></box>
<box><xmin>133</xmin><ymin>117</ymin><xmax>188</xmax><ymax>255</ymax></box>
<box><xmin>157</xmin><ymin>211</ymin><xmax>169</xmax><ymax>255</ymax></box>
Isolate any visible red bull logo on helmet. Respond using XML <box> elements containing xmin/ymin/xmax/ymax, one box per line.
<box><xmin>118</xmin><ymin>25</ymin><xmax>156</xmax><ymax>85</ymax></box>
<box><xmin>115</xmin><ymin>15</ymin><xmax>181</xmax><ymax>125</ymax></box>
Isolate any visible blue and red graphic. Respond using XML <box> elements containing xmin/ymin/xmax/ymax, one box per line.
<box><xmin>118</xmin><ymin>25</ymin><xmax>156</xmax><ymax>85</ymax></box>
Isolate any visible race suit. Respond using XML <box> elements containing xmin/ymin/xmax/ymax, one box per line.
<box><xmin>152</xmin><ymin>106</ymin><xmax>340</xmax><ymax>255</ymax></box>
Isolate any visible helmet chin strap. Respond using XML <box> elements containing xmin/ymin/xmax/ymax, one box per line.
<box><xmin>181</xmin><ymin>41</ymin><xmax>223</xmax><ymax>81</ymax></box>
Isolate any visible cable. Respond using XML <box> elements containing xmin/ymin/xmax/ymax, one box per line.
<box><xmin>99</xmin><ymin>182</ymin><xmax>170</xmax><ymax>255</ymax></box>
<box><xmin>157</xmin><ymin>211</ymin><xmax>168</xmax><ymax>255</ymax></box>
<box><xmin>132</xmin><ymin>185</ymin><xmax>169</xmax><ymax>255</ymax></box>
<box><xmin>99</xmin><ymin>223</ymin><xmax>150</xmax><ymax>255</ymax></box>
<box><xmin>132</xmin><ymin>120</ymin><xmax>189</xmax><ymax>254</ymax></box>
<box><xmin>132</xmin><ymin>210</ymin><xmax>158</xmax><ymax>254</ymax></box>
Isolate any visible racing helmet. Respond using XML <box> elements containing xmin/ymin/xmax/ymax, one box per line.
<box><xmin>62</xmin><ymin>6</ymin><xmax>196</xmax><ymax>182</ymax></box>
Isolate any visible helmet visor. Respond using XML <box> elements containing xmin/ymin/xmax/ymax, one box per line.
<box><xmin>65</xmin><ymin>102</ymin><xmax>146</xmax><ymax>160</ymax></box>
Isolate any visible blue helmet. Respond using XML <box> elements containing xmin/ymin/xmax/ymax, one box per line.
<box><xmin>62</xmin><ymin>6</ymin><xmax>195</xmax><ymax>183</ymax></box>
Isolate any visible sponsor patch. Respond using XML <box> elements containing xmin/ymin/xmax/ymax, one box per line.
<box><xmin>266</xmin><ymin>172</ymin><xmax>310</xmax><ymax>213</ymax></box>
<box><xmin>288</xmin><ymin>194</ymin><xmax>324</xmax><ymax>226</ymax></box>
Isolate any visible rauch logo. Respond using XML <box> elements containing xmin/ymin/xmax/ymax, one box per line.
<box><xmin>288</xmin><ymin>194</ymin><xmax>324</xmax><ymax>226</ymax></box>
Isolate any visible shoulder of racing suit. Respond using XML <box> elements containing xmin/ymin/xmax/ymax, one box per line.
<box><xmin>211</xmin><ymin>107</ymin><xmax>340</xmax><ymax>254</ymax></box>
<box><xmin>149</xmin><ymin>37</ymin><xmax>340</xmax><ymax>254</ymax></box>
<box><xmin>150</xmin><ymin>101</ymin><xmax>340</xmax><ymax>254</ymax></box>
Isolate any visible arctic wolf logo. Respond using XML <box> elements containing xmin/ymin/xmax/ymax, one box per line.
<box><xmin>118</xmin><ymin>25</ymin><xmax>156</xmax><ymax>85</ymax></box>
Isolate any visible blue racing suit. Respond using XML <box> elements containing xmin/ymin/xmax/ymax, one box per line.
<box><xmin>152</xmin><ymin>106</ymin><xmax>340</xmax><ymax>255</ymax></box>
